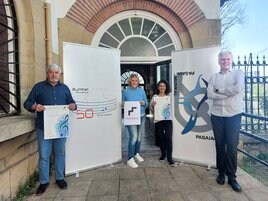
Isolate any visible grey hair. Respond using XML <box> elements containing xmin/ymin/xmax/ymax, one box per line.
<box><xmin>218</xmin><ymin>51</ymin><xmax>233</xmax><ymax>60</ymax></box>
<box><xmin>46</xmin><ymin>64</ymin><xmax>61</xmax><ymax>73</ymax></box>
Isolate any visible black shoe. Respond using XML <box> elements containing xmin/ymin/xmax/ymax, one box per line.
<box><xmin>36</xmin><ymin>183</ymin><xmax>49</xmax><ymax>196</ymax></box>
<box><xmin>216</xmin><ymin>175</ymin><xmax>225</xmax><ymax>185</ymax></box>
<box><xmin>56</xmin><ymin>179</ymin><xmax>68</xmax><ymax>189</ymax></box>
<box><xmin>159</xmin><ymin>156</ymin><xmax>165</xmax><ymax>162</ymax></box>
<box><xmin>168</xmin><ymin>161</ymin><xmax>177</xmax><ymax>167</ymax></box>
<box><xmin>228</xmin><ymin>179</ymin><xmax>242</xmax><ymax>192</ymax></box>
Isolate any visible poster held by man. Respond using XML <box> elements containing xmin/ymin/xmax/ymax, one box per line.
<box><xmin>44</xmin><ymin>105</ymin><xmax>70</xmax><ymax>139</ymax></box>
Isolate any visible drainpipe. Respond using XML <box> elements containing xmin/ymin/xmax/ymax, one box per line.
<box><xmin>44</xmin><ymin>1</ymin><xmax>52</xmax><ymax>65</ymax></box>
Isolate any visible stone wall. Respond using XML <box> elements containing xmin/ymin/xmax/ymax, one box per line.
<box><xmin>0</xmin><ymin>0</ymin><xmax>46</xmax><ymax>200</ymax></box>
<box><xmin>0</xmin><ymin>117</ymin><xmax>38</xmax><ymax>200</ymax></box>
<box><xmin>57</xmin><ymin>17</ymin><xmax>93</xmax><ymax>71</ymax></box>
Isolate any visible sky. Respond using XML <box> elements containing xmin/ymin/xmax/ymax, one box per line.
<box><xmin>224</xmin><ymin>0</ymin><xmax>268</xmax><ymax>59</ymax></box>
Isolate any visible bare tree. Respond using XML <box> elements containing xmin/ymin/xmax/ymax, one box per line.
<box><xmin>221</xmin><ymin>0</ymin><xmax>246</xmax><ymax>49</ymax></box>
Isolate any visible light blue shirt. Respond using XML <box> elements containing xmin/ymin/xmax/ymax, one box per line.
<box><xmin>122</xmin><ymin>87</ymin><xmax>148</xmax><ymax>117</ymax></box>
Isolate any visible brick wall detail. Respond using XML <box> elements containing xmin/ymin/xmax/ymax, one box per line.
<box><xmin>66</xmin><ymin>0</ymin><xmax>205</xmax><ymax>34</ymax></box>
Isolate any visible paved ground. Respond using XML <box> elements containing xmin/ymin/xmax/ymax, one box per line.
<box><xmin>26</xmin><ymin>118</ymin><xmax>268</xmax><ymax>201</ymax></box>
<box><xmin>25</xmin><ymin>157</ymin><xmax>268</xmax><ymax>201</ymax></box>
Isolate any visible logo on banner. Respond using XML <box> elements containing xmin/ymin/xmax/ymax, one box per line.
<box><xmin>72</xmin><ymin>87</ymin><xmax>89</xmax><ymax>93</ymax></box>
<box><xmin>174</xmin><ymin>72</ymin><xmax>212</xmax><ymax>135</ymax></box>
<box><xmin>71</xmin><ymin>88</ymin><xmax>117</xmax><ymax>119</ymax></box>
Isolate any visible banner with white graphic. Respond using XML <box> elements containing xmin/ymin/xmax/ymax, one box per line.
<box><xmin>172</xmin><ymin>46</ymin><xmax>221</xmax><ymax>167</ymax></box>
<box><xmin>63</xmin><ymin>43</ymin><xmax>121</xmax><ymax>174</ymax></box>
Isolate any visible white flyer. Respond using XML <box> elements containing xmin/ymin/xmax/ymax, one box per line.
<box><xmin>44</xmin><ymin>105</ymin><xmax>70</xmax><ymax>139</ymax></box>
<box><xmin>154</xmin><ymin>96</ymin><xmax>171</xmax><ymax>121</ymax></box>
<box><xmin>124</xmin><ymin>101</ymin><xmax>141</xmax><ymax>125</ymax></box>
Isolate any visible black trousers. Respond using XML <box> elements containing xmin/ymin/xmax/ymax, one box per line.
<box><xmin>211</xmin><ymin>113</ymin><xmax>241</xmax><ymax>180</ymax></box>
<box><xmin>155</xmin><ymin>120</ymin><xmax>173</xmax><ymax>162</ymax></box>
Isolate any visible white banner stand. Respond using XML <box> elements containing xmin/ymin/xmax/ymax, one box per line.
<box><xmin>172</xmin><ymin>46</ymin><xmax>221</xmax><ymax>168</ymax></box>
<box><xmin>63</xmin><ymin>42</ymin><xmax>121</xmax><ymax>175</ymax></box>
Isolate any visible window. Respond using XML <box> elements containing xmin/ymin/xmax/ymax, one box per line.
<box><xmin>0</xmin><ymin>0</ymin><xmax>19</xmax><ymax>117</ymax></box>
<box><xmin>99</xmin><ymin>17</ymin><xmax>175</xmax><ymax>57</ymax></box>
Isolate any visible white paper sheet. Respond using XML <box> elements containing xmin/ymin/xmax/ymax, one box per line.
<box><xmin>44</xmin><ymin>105</ymin><xmax>70</xmax><ymax>139</ymax></box>
<box><xmin>154</xmin><ymin>96</ymin><xmax>171</xmax><ymax>121</ymax></box>
<box><xmin>124</xmin><ymin>101</ymin><xmax>141</xmax><ymax>125</ymax></box>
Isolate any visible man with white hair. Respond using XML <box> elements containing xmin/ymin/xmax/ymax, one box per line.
<box><xmin>207</xmin><ymin>51</ymin><xmax>244</xmax><ymax>192</ymax></box>
<box><xmin>24</xmin><ymin>64</ymin><xmax>76</xmax><ymax>195</ymax></box>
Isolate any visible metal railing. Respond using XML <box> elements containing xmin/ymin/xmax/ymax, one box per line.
<box><xmin>235</xmin><ymin>54</ymin><xmax>268</xmax><ymax>117</ymax></box>
<box><xmin>239</xmin><ymin>113</ymin><xmax>268</xmax><ymax>167</ymax></box>
<box><xmin>234</xmin><ymin>54</ymin><xmax>268</xmax><ymax>167</ymax></box>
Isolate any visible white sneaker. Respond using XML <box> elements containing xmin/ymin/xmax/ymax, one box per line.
<box><xmin>134</xmin><ymin>153</ymin><xmax>144</xmax><ymax>162</ymax></box>
<box><xmin>127</xmin><ymin>158</ymin><xmax>138</xmax><ymax>168</ymax></box>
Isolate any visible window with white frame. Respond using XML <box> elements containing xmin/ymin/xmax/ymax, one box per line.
<box><xmin>99</xmin><ymin>16</ymin><xmax>175</xmax><ymax>57</ymax></box>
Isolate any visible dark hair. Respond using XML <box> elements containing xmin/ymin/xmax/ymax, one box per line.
<box><xmin>156</xmin><ymin>80</ymin><xmax>171</xmax><ymax>95</ymax></box>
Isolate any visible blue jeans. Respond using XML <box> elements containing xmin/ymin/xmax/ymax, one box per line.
<box><xmin>211</xmin><ymin>114</ymin><xmax>241</xmax><ymax>180</ymax></box>
<box><xmin>126</xmin><ymin>115</ymin><xmax>146</xmax><ymax>160</ymax></box>
<box><xmin>37</xmin><ymin>129</ymin><xmax>66</xmax><ymax>184</ymax></box>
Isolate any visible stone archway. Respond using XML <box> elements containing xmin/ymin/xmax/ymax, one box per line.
<box><xmin>66</xmin><ymin>0</ymin><xmax>207</xmax><ymax>49</ymax></box>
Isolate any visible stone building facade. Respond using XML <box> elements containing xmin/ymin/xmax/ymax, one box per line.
<box><xmin>0</xmin><ymin>0</ymin><xmax>221</xmax><ymax>200</ymax></box>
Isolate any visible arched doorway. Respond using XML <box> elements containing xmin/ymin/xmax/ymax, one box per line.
<box><xmin>92</xmin><ymin>10</ymin><xmax>180</xmax><ymax>100</ymax></box>
<box><xmin>91</xmin><ymin>10</ymin><xmax>179</xmax><ymax>155</ymax></box>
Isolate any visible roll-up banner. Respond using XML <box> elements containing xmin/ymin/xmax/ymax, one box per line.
<box><xmin>172</xmin><ymin>46</ymin><xmax>221</xmax><ymax>167</ymax></box>
<box><xmin>63</xmin><ymin>42</ymin><xmax>121</xmax><ymax>174</ymax></box>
